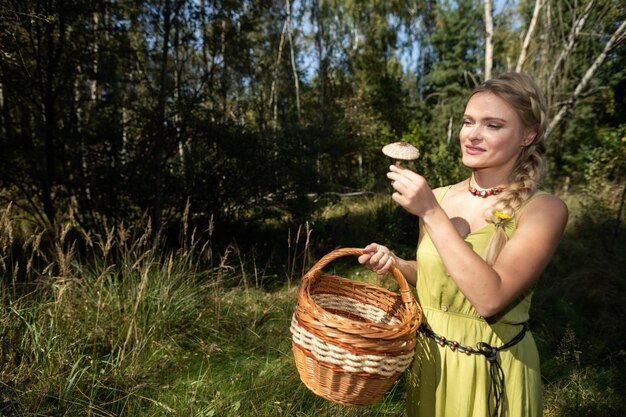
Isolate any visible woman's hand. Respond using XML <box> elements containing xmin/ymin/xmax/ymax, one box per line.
<box><xmin>358</xmin><ymin>243</ymin><xmax>396</xmax><ymax>275</ymax></box>
<box><xmin>387</xmin><ymin>165</ymin><xmax>438</xmax><ymax>217</ymax></box>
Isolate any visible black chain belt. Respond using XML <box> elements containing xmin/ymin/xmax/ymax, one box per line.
<box><xmin>420</xmin><ymin>322</ymin><xmax>530</xmax><ymax>417</ymax></box>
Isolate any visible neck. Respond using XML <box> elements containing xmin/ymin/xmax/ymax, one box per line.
<box><xmin>470</xmin><ymin>170</ymin><xmax>510</xmax><ymax>189</ymax></box>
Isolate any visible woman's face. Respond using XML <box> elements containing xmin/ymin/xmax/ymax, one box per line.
<box><xmin>460</xmin><ymin>92</ymin><xmax>534</xmax><ymax>172</ymax></box>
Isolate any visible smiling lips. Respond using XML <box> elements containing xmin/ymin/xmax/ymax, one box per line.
<box><xmin>465</xmin><ymin>145</ymin><xmax>485</xmax><ymax>155</ymax></box>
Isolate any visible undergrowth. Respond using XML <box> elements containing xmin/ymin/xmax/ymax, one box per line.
<box><xmin>0</xmin><ymin>188</ymin><xmax>624</xmax><ymax>416</ymax></box>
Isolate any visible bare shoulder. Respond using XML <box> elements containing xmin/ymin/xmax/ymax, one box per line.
<box><xmin>518</xmin><ymin>193</ymin><xmax>569</xmax><ymax>232</ymax></box>
<box><xmin>497</xmin><ymin>192</ymin><xmax>568</xmax><ymax>285</ymax></box>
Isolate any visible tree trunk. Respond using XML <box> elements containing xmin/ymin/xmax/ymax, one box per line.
<box><xmin>154</xmin><ymin>0</ymin><xmax>174</xmax><ymax>232</ymax></box>
<box><xmin>516</xmin><ymin>0</ymin><xmax>544</xmax><ymax>72</ymax></box>
<box><xmin>546</xmin><ymin>18</ymin><xmax>626</xmax><ymax>139</ymax></box>
<box><xmin>547</xmin><ymin>0</ymin><xmax>596</xmax><ymax>93</ymax></box>
<box><xmin>286</xmin><ymin>0</ymin><xmax>301</xmax><ymax>122</ymax></box>
<box><xmin>199</xmin><ymin>0</ymin><xmax>210</xmax><ymax>75</ymax></box>
<box><xmin>220</xmin><ymin>17</ymin><xmax>228</xmax><ymax>123</ymax></box>
<box><xmin>0</xmin><ymin>82</ymin><xmax>6</xmax><ymax>139</ymax></box>
<box><xmin>40</xmin><ymin>7</ymin><xmax>61</xmax><ymax>230</ymax></box>
<box><xmin>172</xmin><ymin>3</ymin><xmax>185</xmax><ymax>182</ymax></box>
<box><xmin>484</xmin><ymin>0</ymin><xmax>493</xmax><ymax>80</ymax></box>
<box><xmin>270</xmin><ymin>19</ymin><xmax>288</xmax><ymax>129</ymax></box>
<box><xmin>312</xmin><ymin>1</ymin><xmax>328</xmax><ymax>184</ymax></box>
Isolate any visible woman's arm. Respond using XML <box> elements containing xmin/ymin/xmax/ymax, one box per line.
<box><xmin>388</xmin><ymin>166</ymin><xmax>568</xmax><ymax>317</ymax></box>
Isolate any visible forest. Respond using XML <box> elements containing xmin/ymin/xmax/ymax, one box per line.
<box><xmin>0</xmin><ymin>0</ymin><xmax>625</xmax><ymax>415</ymax></box>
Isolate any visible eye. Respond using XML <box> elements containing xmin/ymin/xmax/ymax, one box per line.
<box><xmin>463</xmin><ymin>119</ymin><xmax>473</xmax><ymax>126</ymax></box>
<box><xmin>488</xmin><ymin>124</ymin><xmax>502</xmax><ymax>129</ymax></box>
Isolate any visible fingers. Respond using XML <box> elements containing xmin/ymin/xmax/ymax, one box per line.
<box><xmin>359</xmin><ymin>243</ymin><xmax>395</xmax><ymax>275</ymax></box>
<box><xmin>358</xmin><ymin>244</ymin><xmax>377</xmax><ymax>265</ymax></box>
<box><xmin>375</xmin><ymin>256</ymin><xmax>394</xmax><ymax>275</ymax></box>
<box><xmin>388</xmin><ymin>172</ymin><xmax>419</xmax><ymax>208</ymax></box>
<box><xmin>389</xmin><ymin>174</ymin><xmax>415</xmax><ymax>197</ymax></box>
<box><xmin>387</xmin><ymin>165</ymin><xmax>434</xmax><ymax>217</ymax></box>
<box><xmin>391</xmin><ymin>191</ymin><xmax>409</xmax><ymax>208</ymax></box>
<box><xmin>388</xmin><ymin>164</ymin><xmax>421</xmax><ymax>180</ymax></box>
<box><xmin>387</xmin><ymin>165</ymin><xmax>423</xmax><ymax>188</ymax></box>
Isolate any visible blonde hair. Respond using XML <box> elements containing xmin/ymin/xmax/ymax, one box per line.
<box><xmin>469</xmin><ymin>72</ymin><xmax>548</xmax><ymax>265</ymax></box>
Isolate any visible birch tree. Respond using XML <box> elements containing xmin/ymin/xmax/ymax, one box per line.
<box><xmin>546</xmin><ymin>17</ymin><xmax>626</xmax><ymax>139</ymax></box>
<box><xmin>516</xmin><ymin>0</ymin><xmax>544</xmax><ymax>72</ymax></box>
<box><xmin>503</xmin><ymin>0</ymin><xmax>624</xmax><ymax>143</ymax></box>
<box><xmin>484</xmin><ymin>0</ymin><xmax>494</xmax><ymax>80</ymax></box>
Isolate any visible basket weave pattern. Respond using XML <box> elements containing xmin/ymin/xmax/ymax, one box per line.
<box><xmin>291</xmin><ymin>248</ymin><xmax>422</xmax><ymax>407</ymax></box>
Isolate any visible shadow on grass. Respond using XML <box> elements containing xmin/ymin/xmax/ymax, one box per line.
<box><xmin>530</xmin><ymin>213</ymin><xmax>626</xmax><ymax>417</ymax></box>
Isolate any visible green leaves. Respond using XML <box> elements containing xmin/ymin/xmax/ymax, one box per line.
<box><xmin>0</xmin><ymin>0</ymin><xmax>623</xmax><ymax>236</ymax></box>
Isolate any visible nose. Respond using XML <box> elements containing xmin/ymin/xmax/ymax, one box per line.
<box><xmin>463</xmin><ymin>123</ymin><xmax>482</xmax><ymax>142</ymax></box>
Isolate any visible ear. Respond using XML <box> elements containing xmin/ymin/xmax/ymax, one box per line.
<box><xmin>521</xmin><ymin>130</ymin><xmax>537</xmax><ymax>146</ymax></box>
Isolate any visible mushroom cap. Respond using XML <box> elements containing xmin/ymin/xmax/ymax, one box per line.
<box><xmin>382</xmin><ymin>142</ymin><xmax>420</xmax><ymax>160</ymax></box>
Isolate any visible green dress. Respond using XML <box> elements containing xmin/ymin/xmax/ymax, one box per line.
<box><xmin>406</xmin><ymin>186</ymin><xmax>543</xmax><ymax>417</ymax></box>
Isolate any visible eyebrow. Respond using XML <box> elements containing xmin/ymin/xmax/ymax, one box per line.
<box><xmin>463</xmin><ymin>115</ymin><xmax>508</xmax><ymax>123</ymax></box>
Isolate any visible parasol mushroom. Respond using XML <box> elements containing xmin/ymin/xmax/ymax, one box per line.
<box><xmin>382</xmin><ymin>141</ymin><xmax>420</xmax><ymax>166</ymax></box>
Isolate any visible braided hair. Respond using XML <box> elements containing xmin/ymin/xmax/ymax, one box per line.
<box><xmin>469</xmin><ymin>72</ymin><xmax>548</xmax><ymax>265</ymax></box>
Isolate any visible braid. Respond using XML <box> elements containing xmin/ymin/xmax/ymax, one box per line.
<box><xmin>470</xmin><ymin>72</ymin><xmax>548</xmax><ymax>265</ymax></box>
<box><xmin>484</xmin><ymin>144</ymin><xmax>544</xmax><ymax>264</ymax></box>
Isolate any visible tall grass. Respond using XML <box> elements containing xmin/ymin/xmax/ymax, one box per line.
<box><xmin>1</xmin><ymin>205</ymin><xmax>223</xmax><ymax>414</ymax></box>
<box><xmin>532</xmin><ymin>189</ymin><xmax>626</xmax><ymax>417</ymax></box>
<box><xmin>1</xmin><ymin>188</ymin><xmax>624</xmax><ymax>416</ymax></box>
<box><xmin>0</xmin><ymin>203</ymin><xmax>400</xmax><ymax>416</ymax></box>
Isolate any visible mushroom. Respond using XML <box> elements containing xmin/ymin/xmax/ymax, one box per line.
<box><xmin>382</xmin><ymin>141</ymin><xmax>420</xmax><ymax>166</ymax></box>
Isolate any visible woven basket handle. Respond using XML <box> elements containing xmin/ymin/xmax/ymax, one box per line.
<box><xmin>304</xmin><ymin>247</ymin><xmax>416</xmax><ymax>309</ymax></box>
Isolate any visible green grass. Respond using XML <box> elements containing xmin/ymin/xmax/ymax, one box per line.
<box><xmin>0</xmin><ymin>189</ymin><xmax>625</xmax><ymax>416</ymax></box>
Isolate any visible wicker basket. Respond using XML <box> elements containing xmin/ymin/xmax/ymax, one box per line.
<box><xmin>291</xmin><ymin>247</ymin><xmax>422</xmax><ymax>407</ymax></box>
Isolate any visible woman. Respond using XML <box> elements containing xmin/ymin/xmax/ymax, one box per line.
<box><xmin>359</xmin><ymin>72</ymin><xmax>568</xmax><ymax>417</ymax></box>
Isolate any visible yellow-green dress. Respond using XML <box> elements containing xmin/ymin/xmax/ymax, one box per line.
<box><xmin>406</xmin><ymin>186</ymin><xmax>543</xmax><ymax>417</ymax></box>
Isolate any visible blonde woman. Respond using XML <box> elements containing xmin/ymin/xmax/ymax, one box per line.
<box><xmin>359</xmin><ymin>72</ymin><xmax>568</xmax><ymax>417</ymax></box>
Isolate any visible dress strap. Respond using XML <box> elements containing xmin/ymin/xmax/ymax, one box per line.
<box><xmin>515</xmin><ymin>190</ymin><xmax>550</xmax><ymax>213</ymax></box>
<box><xmin>435</xmin><ymin>185</ymin><xmax>453</xmax><ymax>203</ymax></box>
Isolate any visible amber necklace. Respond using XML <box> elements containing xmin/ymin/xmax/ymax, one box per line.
<box><xmin>468</xmin><ymin>175</ymin><xmax>505</xmax><ymax>198</ymax></box>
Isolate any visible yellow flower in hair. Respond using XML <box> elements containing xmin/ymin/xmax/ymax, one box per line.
<box><xmin>493</xmin><ymin>210</ymin><xmax>513</xmax><ymax>228</ymax></box>
<box><xmin>494</xmin><ymin>210</ymin><xmax>511</xmax><ymax>221</ymax></box>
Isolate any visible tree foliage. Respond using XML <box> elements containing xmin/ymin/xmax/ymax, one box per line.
<box><xmin>0</xmin><ymin>0</ymin><xmax>623</xmax><ymax>238</ymax></box>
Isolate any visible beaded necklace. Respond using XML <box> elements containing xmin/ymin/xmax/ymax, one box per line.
<box><xmin>468</xmin><ymin>175</ymin><xmax>505</xmax><ymax>198</ymax></box>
